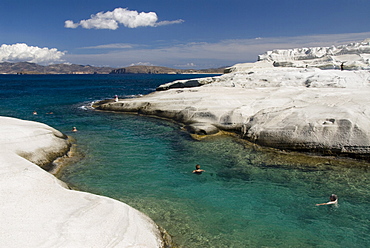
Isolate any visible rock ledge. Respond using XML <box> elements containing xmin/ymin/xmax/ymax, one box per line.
<box><xmin>0</xmin><ymin>116</ymin><xmax>165</xmax><ymax>248</ymax></box>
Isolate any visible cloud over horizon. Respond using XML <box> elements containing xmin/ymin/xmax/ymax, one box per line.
<box><xmin>2</xmin><ymin>32</ymin><xmax>370</xmax><ymax>68</ymax></box>
<box><xmin>0</xmin><ymin>43</ymin><xmax>65</xmax><ymax>65</ymax></box>
<box><xmin>65</xmin><ymin>7</ymin><xmax>184</xmax><ymax>30</ymax></box>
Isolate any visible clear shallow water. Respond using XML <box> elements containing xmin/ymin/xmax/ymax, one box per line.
<box><xmin>1</xmin><ymin>74</ymin><xmax>370</xmax><ymax>247</ymax></box>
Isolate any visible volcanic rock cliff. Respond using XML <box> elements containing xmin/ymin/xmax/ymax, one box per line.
<box><xmin>94</xmin><ymin>39</ymin><xmax>370</xmax><ymax>160</ymax></box>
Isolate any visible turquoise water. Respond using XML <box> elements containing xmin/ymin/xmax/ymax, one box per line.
<box><xmin>1</xmin><ymin>74</ymin><xmax>370</xmax><ymax>247</ymax></box>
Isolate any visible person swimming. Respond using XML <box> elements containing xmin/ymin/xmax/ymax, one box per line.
<box><xmin>192</xmin><ymin>164</ymin><xmax>205</xmax><ymax>174</ymax></box>
<box><xmin>316</xmin><ymin>194</ymin><xmax>338</xmax><ymax>206</ymax></box>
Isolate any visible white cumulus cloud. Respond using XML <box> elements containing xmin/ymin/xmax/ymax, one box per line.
<box><xmin>64</xmin><ymin>20</ymin><xmax>79</xmax><ymax>29</ymax></box>
<box><xmin>0</xmin><ymin>43</ymin><xmax>65</xmax><ymax>65</ymax></box>
<box><xmin>65</xmin><ymin>7</ymin><xmax>184</xmax><ymax>30</ymax></box>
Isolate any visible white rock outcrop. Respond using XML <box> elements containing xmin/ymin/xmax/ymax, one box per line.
<box><xmin>95</xmin><ymin>39</ymin><xmax>370</xmax><ymax>159</ymax></box>
<box><xmin>0</xmin><ymin>116</ymin><xmax>164</xmax><ymax>248</ymax></box>
<box><xmin>257</xmin><ymin>39</ymin><xmax>370</xmax><ymax>70</ymax></box>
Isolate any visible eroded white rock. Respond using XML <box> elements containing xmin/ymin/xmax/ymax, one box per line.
<box><xmin>95</xmin><ymin>67</ymin><xmax>370</xmax><ymax>157</ymax></box>
<box><xmin>258</xmin><ymin>39</ymin><xmax>370</xmax><ymax>70</ymax></box>
<box><xmin>0</xmin><ymin>116</ymin><xmax>164</xmax><ymax>248</ymax></box>
<box><xmin>95</xmin><ymin>39</ymin><xmax>370</xmax><ymax>158</ymax></box>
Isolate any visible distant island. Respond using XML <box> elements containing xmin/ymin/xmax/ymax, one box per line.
<box><xmin>0</xmin><ymin>62</ymin><xmax>225</xmax><ymax>75</ymax></box>
<box><xmin>0</xmin><ymin>62</ymin><xmax>114</xmax><ymax>74</ymax></box>
<box><xmin>110</xmin><ymin>65</ymin><xmax>225</xmax><ymax>74</ymax></box>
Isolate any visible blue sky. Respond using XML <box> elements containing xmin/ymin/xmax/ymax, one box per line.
<box><xmin>1</xmin><ymin>0</ymin><xmax>370</xmax><ymax>68</ymax></box>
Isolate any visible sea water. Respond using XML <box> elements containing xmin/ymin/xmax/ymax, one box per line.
<box><xmin>1</xmin><ymin>74</ymin><xmax>369</xmax><ymax>247</ymax></box>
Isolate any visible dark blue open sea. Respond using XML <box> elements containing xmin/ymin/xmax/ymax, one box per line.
<box><xmin>1</xmin><ymin>74</ymin><xmax>370</xmax><ymax>247</ymax></box>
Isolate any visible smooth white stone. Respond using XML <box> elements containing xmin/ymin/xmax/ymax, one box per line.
<box><xmin>0</xmin><ymin>116</ymin><xmax>163</xmax><ymax>248</ymax></box>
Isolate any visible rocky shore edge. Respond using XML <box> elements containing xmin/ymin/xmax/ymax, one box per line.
<box><xmin>0</xmin><ymin>116</ymin><xmax>169</xmax><ymax>247</ymax></box>
<box><xmin>93</xmin><ymin>61</ymin><xmax>370</xmax><ymax>161</ymax></box>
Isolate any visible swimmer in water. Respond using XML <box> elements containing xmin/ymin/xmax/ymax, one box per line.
<box><xmin>72</xmin><ymin>127</ymin><xmax>78</xmax><ymax>132</ymax></box>
<box><xmin>192</xmin><ymin>164</ymin><xmax>205</xmax><ymax>174</ymax></box>
<box><xmin>316</xmin><ymin>194</ymin><xmax>338</xmax><ymax>206</ymax></box>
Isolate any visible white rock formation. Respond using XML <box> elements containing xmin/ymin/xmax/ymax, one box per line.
<box><xmin>0</xmin><ymin>116</ymin><xmax>164</xmax><ymax>248</ymax></box>
<box><xmin>95</xmin><ymin>39</ymin><xmax>370</xmax><ymax>158</ymax></box>
<box><xmin>257</xmin><ymin>39</ymin><xmax>370</xmax><ymax>70</ymax></box>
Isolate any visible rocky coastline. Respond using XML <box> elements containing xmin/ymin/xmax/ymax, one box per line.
<box><xmin>0</xmin><ymin>116</ymin><xmax>166</xmax><ymax>247</ymax></box>
<box><xmin>94</xmin><ymin>40</ymin><xmax>370</xmax><ymax>161</ymax></box>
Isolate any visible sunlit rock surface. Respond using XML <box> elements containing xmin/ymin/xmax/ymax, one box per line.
<box><xmin>257</xmin><ymin>39</ymin><xmax>370</xmax><ymax>70</ymax></box>
<box><xmin>94</xmin><ymin>39</ymin><xmax>370</xmax><ymax>159</ymax></box>
<box><xmin>0</xmin><ymin>116</ymin><xmax>164</xmax><ymax>248</ymax></box>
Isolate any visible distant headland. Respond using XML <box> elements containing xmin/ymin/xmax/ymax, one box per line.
<box><xmin>0</xmin><ymin>62</ymin><xmax>225</xmax><ymax>75</ymax></box>
<box><xmin>110</xmin><ymin>65</ymin><xmax>225</xmax><ymax>74</ymax></box>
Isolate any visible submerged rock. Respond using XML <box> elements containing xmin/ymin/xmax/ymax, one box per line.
<box><xmin>185</xmin><ymin>123</ymin><xmax>220</xmax><ymax>135</ymax></box>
